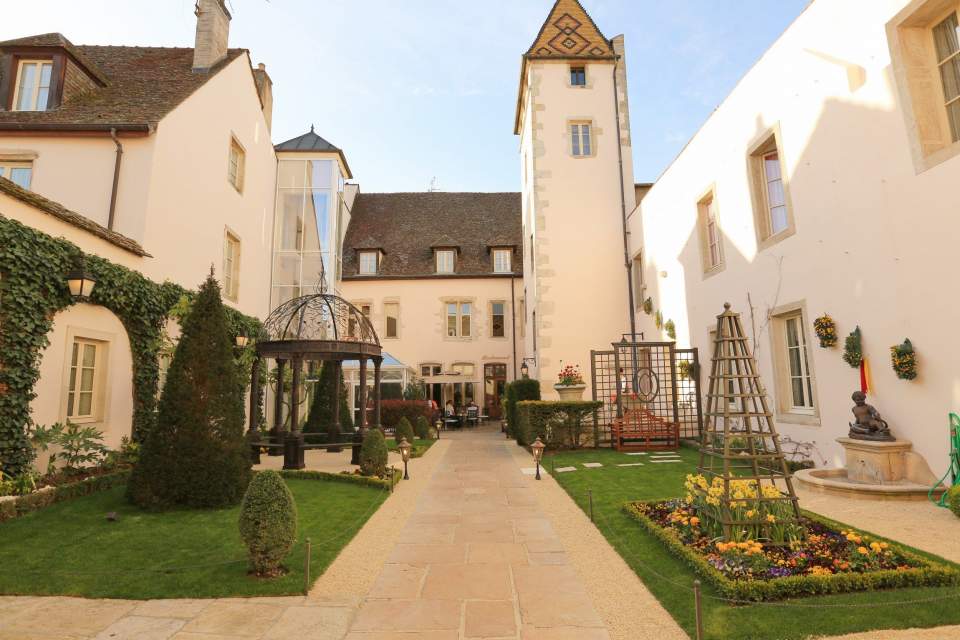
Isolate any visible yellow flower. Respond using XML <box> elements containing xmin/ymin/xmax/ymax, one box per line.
<box><xmin>690</xmin><ymin>517</ymin><xmax>700</xmax><ymax>526</ymax></box>
<box><xmin>766</xmin><ymin>514</ymin><xmax>776</xmax><ymax>523</ymax></box>
<box><xmin>857</xmin><ymin>547</ymin><xmax>869</xmax><ymax>555</ymax></box>
<box><xmin>745</xmin><ymin>509</ymin><xmax>756</xmax><ymax>518</ymax></box>
<box><xmin>869</xmin><ymin>542</ymin><xmax>882</xmax><ymax>552</ymax></box>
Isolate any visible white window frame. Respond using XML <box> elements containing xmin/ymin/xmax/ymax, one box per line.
<box><xmin>491</xmin><ymin>301</ymin><xmax>506</xmax><ymax>338</ymax></box>
<box><xmin>933</xmin><ymin>10</ymin><xmax>960</xmax><ymax>142</ymax></box>
<box><xmin>436</xmin><ymin>249</ymin><xmax>455</xmax><ymax>274</ymax></box>
<box><xmin>384</xmin><ymin>301</ymin><xmax>399</xmax><ymax>339</ymax></box>
<box><xmin>748</xmin><ymin>126</ymin><xmax>795</xmax><ymax>249</ymax></box>
<box><xmin>12</xmin><ymin>59</ymin><xmax>53</xmax><ymax>112</ymax></box>
<box><xmin>223</xmin><ymin>229</ymin><xmax>241</xmax><ymax>302</ymax></box>
<box><xmin>358</xmin><ymin>251</ymin><xmax>378</xmax><ymax>275</ymax></box>
<box><xmin>570</xmin><ymin>121</ymin><xmax>592</xmax><ymax>157</ymax></box>
<box><xmin>631</xmin><ymin>252</ymin><xmax>645</xmax><ymax>309</ymax></box>
<box><xmin>783</xmin><ymin>315</ymin><xmax>815</xmax><ymax>414</ymax></box>
<box><xmin>0</xmin><ymin>161</ymin><xmax>32</xmax><ymax>189</ymax></box>
<box><xmin>769</xmin><ymin>303</ymin><xmax>820</xmax><ymax>425</ymax></box>
<box><xmin>228</xmin><ymin>136</ymin><xmax>245</xmax><ymax>193</ymax></box>
<box><xmin>697</xmin><ymin>188</ymin><xmax>725</xmax><ymax>275</ymax></box>
<box><xmin>66</xmin><ymin>338</ymin><xmax>102</xmax><ymax>422</ymax></box>
<box><xmin>446</xmin><ymin>301</ymin><xmax>472</xmax><ymax>338</ymax></box>
<box><xmin>492</xmin><ymin>248</ymin><xmax>512</xmax><ymax>273</ymax></box>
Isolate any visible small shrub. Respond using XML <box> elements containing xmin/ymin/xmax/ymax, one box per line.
<box><xmin>360</xmin><ymin>429</ymin><xmax>389</xmax><ymax>478</ymax></box>
<box><xmin>948</xmin><ymin>485</ymin><xmax>960</xmax><ymax>519</ymax></box>
<box><xmin>380</xmin><ymin>399</ymin><xmax>432</xmax><ymax>429</ymax></box>
<box><xmin>30</xmin><ymin>422</ymin><xmax>107</xmax><ymax>475</ymax></box>
<box><xmin>395</xmin><ymin>417</ymin><xmax>415</xmax><ymax>445</ymax></box>
<box><xmin>414</xmin><ymin>416</ymin><xmax>431</xmax><ymax>439</ymax></box>
<box><xmin>506</xmin><ymin>379</ymin><xmax>541</xmax><ymax>442</ymax></box>
<box><xmin>238</xmin><ymin>470</ymin><xmax>298</xmax><ymax>577</ymax></box>
<box><xmin>516</xmin><ymin>400</ymin><xmax>602</xmax><ymax>448</ymax></box>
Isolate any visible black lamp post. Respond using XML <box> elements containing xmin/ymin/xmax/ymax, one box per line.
<box><xmin>398</xmin><ymin>436</ymin><xmax>412</xmax><ymax>480</ymax></box>
<box><xmin>235</xmin><ymin>330</ymin><xmax>249</xmax><ymax>348</ymax></box>
<box><xmin>520</xmin><ymin>357</ymin><xmax>536</xmax><ymax>379</ymax></box>
<box><xmin>531</xmin><ymin>436</ymin><xmax>545</xmax><ymax>480</ymax></box>
<box><xmin>66</xmin><ymin>259</ymin><xmax>97</xmax><ymax>301</ymax></box>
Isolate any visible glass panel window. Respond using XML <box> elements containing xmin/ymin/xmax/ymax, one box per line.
<box><xmin>385</xmin><ymin>302</ymin><xmax>399</xmax><ymax>338</ymax></box>
<box><xmin>493</xmin><ymin>249</ymin><xmax>511</xmax><ymax>273</ymax></box>
<box><xmin>460</xmin><ymin>303</ymin><xmax>471</xmax><ymax>337</ymax></box>
<box><xmin>763</xmin><ymin>151</ymin><xmax>788</xmax><ymax>235</ymax></box>
<box><xmin>570</xmin><ymin>66</ymin><xmax>586</xmax><ymax>86</ymax></box>
<box><xmin>223</xmin><ymin>231</ymin><xmax>241</xmax><ymax>301</ymax></box>
<box><xmin>67</xmin><ymin>339</ymin><xmax>99</xmax><ymax>420</ymax></box>
<box><xmin>228</xmin><ymin>137</ymin><xmax>245</xmax><ymax>192</ymax></box>
<box><xmin>436</xmin><ymin>249</ymin><xmax>455</xmax><ymax>273</ymax></box>
<box><xmin>492</xmin><ymin>302</ymin><xmax>505</xmax><ymax>337</ymax></box>
<box><xmin>934</xmin><ymin>12</ymin><xmax>960</xmax><ymax>142</ymax></box>
<box><xmin>358</xmin><ymin>251</ymin><xmax>378</xmax><ymax>275</ymax></box>
<box><xmin>571</xmin><ymin>122</ymin><xmax>593</xmax><ymax>156</ymax></box>
<box><xmin>447</xmin><ymin>303</ymin><xmax>458</xmax><ymax>337</ymax></box>
<box><xmin>0</xmin><ymin>162</ymin><xmax>32</xmax><ymax>189</ymax></box>
<box><xmin>784</xmin><ymin>315</ymin><xmax>814</xmax><ymax>412</ymax></box>
<box><xmin>632</xmin><ymin>254</ymin><xmax>645</xmax><ymax>307</ymax></box>
<box><xmin>446</xmin><ymin>301</ymin><xmax>472</xmax><ymax>337</ymax></box>
<box><xmin>14</xmin><ymin>60</ymin><xmax>53</xmax><ymax>111</ymax></box>
<box><xmin>702</xmin><ymin>196</ymin><xmax>723</xmax><ymax>269</ymax></box>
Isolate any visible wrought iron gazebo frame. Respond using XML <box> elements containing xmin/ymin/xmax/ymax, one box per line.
<box><xmin>247</xmin><ymin>293</ymin><xmax>384</xmax><ymax>470</ymax></box>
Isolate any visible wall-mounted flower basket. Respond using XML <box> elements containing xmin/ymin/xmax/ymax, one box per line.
<box><xmin>842</xmin><ymin>326</ymin><xmax>862</xmax><ymax>368</ymax></box>
<box><xmin>664</xmin><ymin>319</ymin><xmax>676</xmax><ymax>340</ymax></box>
<box><xmin>642</xmin><ymin>297</ymin><xmax>653</xmax><ymax>315</ymax></box>
<box><xmin>813</xmin><ymin>314</ymin><xmax>837</xmax><ymax>348</ymax></box>
<box><xmin>890</xmin><ymin>339</ymin><xmax>917</xmax><ymax>380</ymax></box>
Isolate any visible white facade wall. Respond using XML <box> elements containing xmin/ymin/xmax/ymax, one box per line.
<box><xmin>632</xmin><ymin>0</ymin><xmax>960</xmax><ymax>469</ymax></box>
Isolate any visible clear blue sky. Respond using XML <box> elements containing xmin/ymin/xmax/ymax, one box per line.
<box><xmin>4</xmin><ymin>0</ymin><xmax>808</xmax><ymax>191</ymax></box>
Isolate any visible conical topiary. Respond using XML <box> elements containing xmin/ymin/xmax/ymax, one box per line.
<box><xmin>415</xmin><ymin>415</ymin><xmax>431</xmax><ymax>439</ymax></box>
<box><xmin>239</xmin><ymin>470</ymin><xmax>298</xmax><ymax>576</ymax></box>
<box><xmin>359</xmin><ymin>428</ymin><xmax>388</xmax><ymax>478</ymax></box>
<box><xmin>127</xmin><ymin>272</ymin><xmax>251</xmax><ymax>509</ymax></box>
<box><xmin>395</xmin><ymin>417</ymin><xmax>415</xmax><ymax>446</ymax></box>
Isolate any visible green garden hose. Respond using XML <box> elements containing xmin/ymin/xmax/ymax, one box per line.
<box><xmin>930</xmin><ymin>412</ymin><xmax>960</xmax><ymax>507</ymax></box>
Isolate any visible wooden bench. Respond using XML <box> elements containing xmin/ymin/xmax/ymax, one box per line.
<box><xmin>612</xmin><ymin>409</ymin><xmax>680</xmax><ymax>451</ymax></box>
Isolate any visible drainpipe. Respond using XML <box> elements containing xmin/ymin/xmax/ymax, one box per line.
<box><xmin>612</xmin><ymin>58</ymin><xmax>637</xmax><ymax>344</ymax></box>
<box><xmin>107</xmin><ymin>128</ymin><xmax>123</xmax><ymax>231</ymax></box>
<box><xmin>510</xmin><ymin>275</ymin><xmax>518</xmax><ymax>381</ymax></box>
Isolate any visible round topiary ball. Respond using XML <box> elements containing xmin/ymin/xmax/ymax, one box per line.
<box><xmin>415</xmin><ymin>415</ymin><xmax>431</xmax><ymax>439</ymax></box>
<box><xmin>238</xmin><ymin>470</ymin><xmax>298</xmax><ymax>577</ymax></box>
<box><xmin>395</xmin><ymin>417</ymin><xmax>416</xmax><ymax>446</ymax></box>
<box><xmin>360</xmin><ymin>429</ymin><xmax>389</xmax><ymax>478</ymax></box>
<box><xmin>948</xmin><ymin>485</ymin><xmax>960</xmax><ymax>519</ymax></box>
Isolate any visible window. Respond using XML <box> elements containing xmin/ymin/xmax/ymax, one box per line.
<box><xmin>384</xmin><ymin>302</ymin><xmax>399</xmax><ymax>338</ymax></box>
<box><xmin>13</xmin><ymin>60</ymin><xmax>53</xmax><ymax>111</ymax></box>
<box><xmin>360</xmin><ymin>304</ymin><xmax>371</xmax><ymax>317</ymax></box>
<box><xmin>697</xmin><ymin>190</ymin><xmax>725</xmax><ymax>273</ymax></box>
<box><xmin>223</xmin><ymin>231</ymin><xmax>241</xmax><ymax>301</ymax></box>
<box><xmin>783</xmin><ymin>315</ymin><xmax>814</xmax><ymax>412</ymax></box>
<box><xmin>529</xmin><ymin>234</ymin><xmax>535</xmax><ymax>274</ymax></box>
<box><xmin>519</xmin><ymin>297</ymin><xmax>526</xmax><ymax>337</ymax></box>
<box><xmin>0</xmin><ymin>162</ymin><xmax>32</xmax><ymax>189</ymax></box>
<box><xmin>631</xmin><ymin>253</ymin><xmax>645</xmax><ymax>309</ymax></box>
<box><xmin>228</xmin><ymin>137</ymin><xmax>245</xmax><ymax>192</ymax></box>
<box><xmin>748</xmin><ymin>129</ymin><xmax>794</xmax><ymax>246</ymax></box>
<box><xmin>934</xmin><ymin>12</ymin><xmax>960</xmax><ymax>141</ymax></box>
<box><xmin>570</xmin><ymin>122</ymin><xmax>592</xmax><ymax>156</ymax></box>
<box><xmin>532</xmin><ymin>310</ymin><xmax>538</xmax><ymax>352</ymax></box>
<box><xmin>436</xmin><ymin>249</ymin><xmax>455</xmax><ymax>274</ymax></box>
<box><xmin>491</xmin><ymin>302</ymin><xmax>505</xmax><ymax>338</ymax></box>
<box><xmin>770</xmin><ymin>305</ymin><xmax>818</xmax><ymax>422</ymax></box>
<box><xmin>66</xmin><ymin>339</ymin><xmax>100</xmax><ymax>420</ymax></box>
<box><xmin>570</xmin><ymin>66</ymin><xmax>586</xmax><ymax>86</ymax></box>
<box><xmin>420</xmin><ymin>363</ymin><xmax>442</xmax><ymax>377</ymax></box>
<box><xmin>358</xmin><ymin>251</ymin><xmax>378</xmax><ymax>275</ymax></box>
<box><xmin>446</xmin><ymin>301</ymin><xmax>471</xmax><ymax>337</ymax></box>
<box><xmin>493</xmin><ymin>248</ymin><xmax>512</xmax><ymax>273</ymax></box>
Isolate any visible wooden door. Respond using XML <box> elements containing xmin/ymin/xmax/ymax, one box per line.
<box><xmin>484</xmin><ymin>363</ymin><xmax>507</xmax><ymax>418</ymax></box>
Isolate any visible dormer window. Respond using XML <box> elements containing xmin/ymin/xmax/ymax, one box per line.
<box><xmin>13</xmin><ymin>60</ymin><xmax>53</xmax><ymax>111</ymax></box>
<box><xmin>492</xmin><ymin>248</ymin><xmax>512</xmax><ymax>273</ymax></box>
<box><xmin>358</xmin><ymin>250</ymin><xmax>379</xmax><ymax>275</ymax></box>
<box><xmin>436</xmin><ymin>249</ymin><xmax>455</xmax><ymax>274</ymax></box>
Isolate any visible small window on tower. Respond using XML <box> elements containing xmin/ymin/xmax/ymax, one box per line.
<box><xmin>570</xmin><ymin>66</ymin><xmax>586</xmax><ymax>86</ymax></box>
<box><xmin>570</xmin><ymin>122</ymin><xmax>592</xmax><ymax>157</ymax></box>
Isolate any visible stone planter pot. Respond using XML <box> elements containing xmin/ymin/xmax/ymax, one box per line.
<box><xmin>554</xmin><ymin>383</ymin><xmax>586</xmax><ymax>401</ymax></box>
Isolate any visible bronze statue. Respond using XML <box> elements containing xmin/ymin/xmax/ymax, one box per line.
<box><xmin>848</xmin><ymin>391</ymin><xmax>894</xmax><ymax>441</ymax></box>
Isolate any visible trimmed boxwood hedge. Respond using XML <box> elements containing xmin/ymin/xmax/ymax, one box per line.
<box><xmin>276</xmin><ymin>468</ymin><xmax>399</xmax><ymax>489</ymax></box>
<box><xmin>0</xmin><ymin>469</ymin><xmax>130</xmax><ymax>523</ymax></box>
<box><xmin>505</xmin><ymin>379</ymin><xmax>541</xmax><ymax>442</ymax></box>
<box><xmin>516</xmin><ymin>400</ymin><xmax>602</xmax><ymax>448</ymax></box>
<box><xmin>622</xmin><ymin>501</ymin><xmax>960</xmax><ymax>601</ymax></box>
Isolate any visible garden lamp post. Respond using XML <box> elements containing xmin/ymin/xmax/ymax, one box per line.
<box><xmin>398</xmin><ymin>436</ymin><xmax>412</xmax><ymax>480</ymax></box>
<box><xmin>531</xmin><ymin>437</ymin><xmax>545</xmax><ymax>480</ymax></box>
<box><xmin>66</xmin><ymin>259</ymin><xmax>96</xmax><ymax>301</ymax></box>
<box><xmin>520</xmin><ymin>357</ymin><xmax>536</xmax><ymax>379</ymax></box>
<box><xmin>235</xmin><ymin>330</ymin><xmax>249</xmax><ymax>348</ymax></box>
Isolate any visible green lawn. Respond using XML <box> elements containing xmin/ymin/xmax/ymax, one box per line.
<box><xmin>0</xmin><ymin>478</ymin><xmax>388</xmax><ymax>599</ymax></box>
<box><xmin>387</xmin><ymin>437</ymin><xmax>436</xmax><ymax>458</ymax></box>
<box><xmin>545</xmin><ymin>447</ymin><xmax>960</xmax><ymax>640</ymax></box>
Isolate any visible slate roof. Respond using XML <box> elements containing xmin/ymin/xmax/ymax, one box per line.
<box><xmin>274</xmin><ymin>126</ymin><xmax>353</xmax><ymax>178</ymax></box>
<box><xmin>342</xmin><ymin>192</ymin><xmax>522</xmax><ymax>279</ymax></box>
<box><xmin>0</xmin><ymin>176</ymin><xmax>149</xmax><ymax>256</ymax></box>
<box><xmin>0</xmin><ymin>33</ymin><xmax>246</xmax><ymax>132</ymax></box>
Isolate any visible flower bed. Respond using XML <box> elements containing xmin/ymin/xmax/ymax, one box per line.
<box><xmin>624</xmin><ymin>499</ymin><xmax>959</xmax><ymax>601</ymax></box>
<box><xmin>0</xmin><ymin>469</ymin><xmax>130</xmax><ymax>523</ymax></box>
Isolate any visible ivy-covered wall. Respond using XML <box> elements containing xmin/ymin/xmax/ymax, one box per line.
<box><xmin>0</xmin><ymin>216</ymin><xmax>263</xmax><ymax>477</ymax></box>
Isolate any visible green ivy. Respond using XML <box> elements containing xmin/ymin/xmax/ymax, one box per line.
<box><xmin>0</xmin><ymin>216</ymin><xmax>262</xmax><ymax>477</ymax></box>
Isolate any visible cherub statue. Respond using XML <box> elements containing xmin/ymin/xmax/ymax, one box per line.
<box><xmin>848</xmin><ymin>391</ymin><xmax>894</xmax><ymax>441</ymax></box>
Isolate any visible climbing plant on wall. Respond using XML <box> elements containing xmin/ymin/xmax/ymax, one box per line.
<box><xmin>0</xmin><ymin>216</ymin><xmax>262</xmax><ymax>477</ymax></box>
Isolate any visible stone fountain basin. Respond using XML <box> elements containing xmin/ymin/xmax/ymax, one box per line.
<box><xmin>795</xmin><ymin>467</ymin><xmax>944</xmax><ymax>502</ymax></box>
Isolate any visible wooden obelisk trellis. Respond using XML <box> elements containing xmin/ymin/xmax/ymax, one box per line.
<box><xmin>697</xmin><ymin>303</ymin><xmax>802</xmax><ymax>542</ymax></box>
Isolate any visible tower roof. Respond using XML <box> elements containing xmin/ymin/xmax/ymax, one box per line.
<box><xmin>274</xmin><ymin>126</ymin><xmax>353</xmax><ymax>178</ymax></box>
<box><xmin>524</xmin><ymin>0</ymin><xmax>614</xmax><ymax>59</ymax></box>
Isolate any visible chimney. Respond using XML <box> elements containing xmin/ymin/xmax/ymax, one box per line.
<box><xmin>252</xmin><ymin>62</ymin><xmax>274</xmax><ymax>132</ymax></box>
<box><xmin>193</xmin><ymin>0</ymin><xmax>231</xmax><ymax>72</ymax></box>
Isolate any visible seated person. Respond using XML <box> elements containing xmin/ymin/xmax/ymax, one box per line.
<box><xmin>444</xmin><ymin>400</ymin><xmax>456</xmax><ymax>417</ymax></box>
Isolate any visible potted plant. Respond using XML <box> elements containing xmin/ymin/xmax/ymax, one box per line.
<box><xmin>554</xmin><ymin>364</ymin><xmax>586</xmax><ymax>400</ymax></box>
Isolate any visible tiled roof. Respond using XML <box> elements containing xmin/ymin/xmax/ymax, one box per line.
<box><xmin>0</xmin><ymin>34</ymin><xmax>245</xmax><ymax>131</ymax></box>
<box><xmin>342</xmin><ymin>192</ymin><xmax>522</xmax><ymax>279</ymax></box>
<box><xmin>525</xmin><ymin>0</ymin><xmax>614</xmax><ymax>59</ymax></box>
<box><xmin>274</xmin><ymin>126</ymin><xmax>353</xmax><ymax>178</ymax></box>
<box><xmin>0</xmin><ymin>177</ymin><xmax>149</xmax><ymax>256</ymax></box>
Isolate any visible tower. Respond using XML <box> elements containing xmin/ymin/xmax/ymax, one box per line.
<box><xmin>516</xmin><ymin>0</ymin><xmax>636</xmax><ymax>396</ymax></box>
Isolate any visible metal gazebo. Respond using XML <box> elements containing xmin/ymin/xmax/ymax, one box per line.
<box><xmin>248</xmin><ymin>291</ymin><xmax>383</xmax><ymax>470</ymax></box>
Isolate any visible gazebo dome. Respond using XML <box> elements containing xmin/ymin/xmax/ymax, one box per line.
<box><xmin>257</xmin><ymin>292</ymin><xmax>381</xmax><ymax>360</ymax></box>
